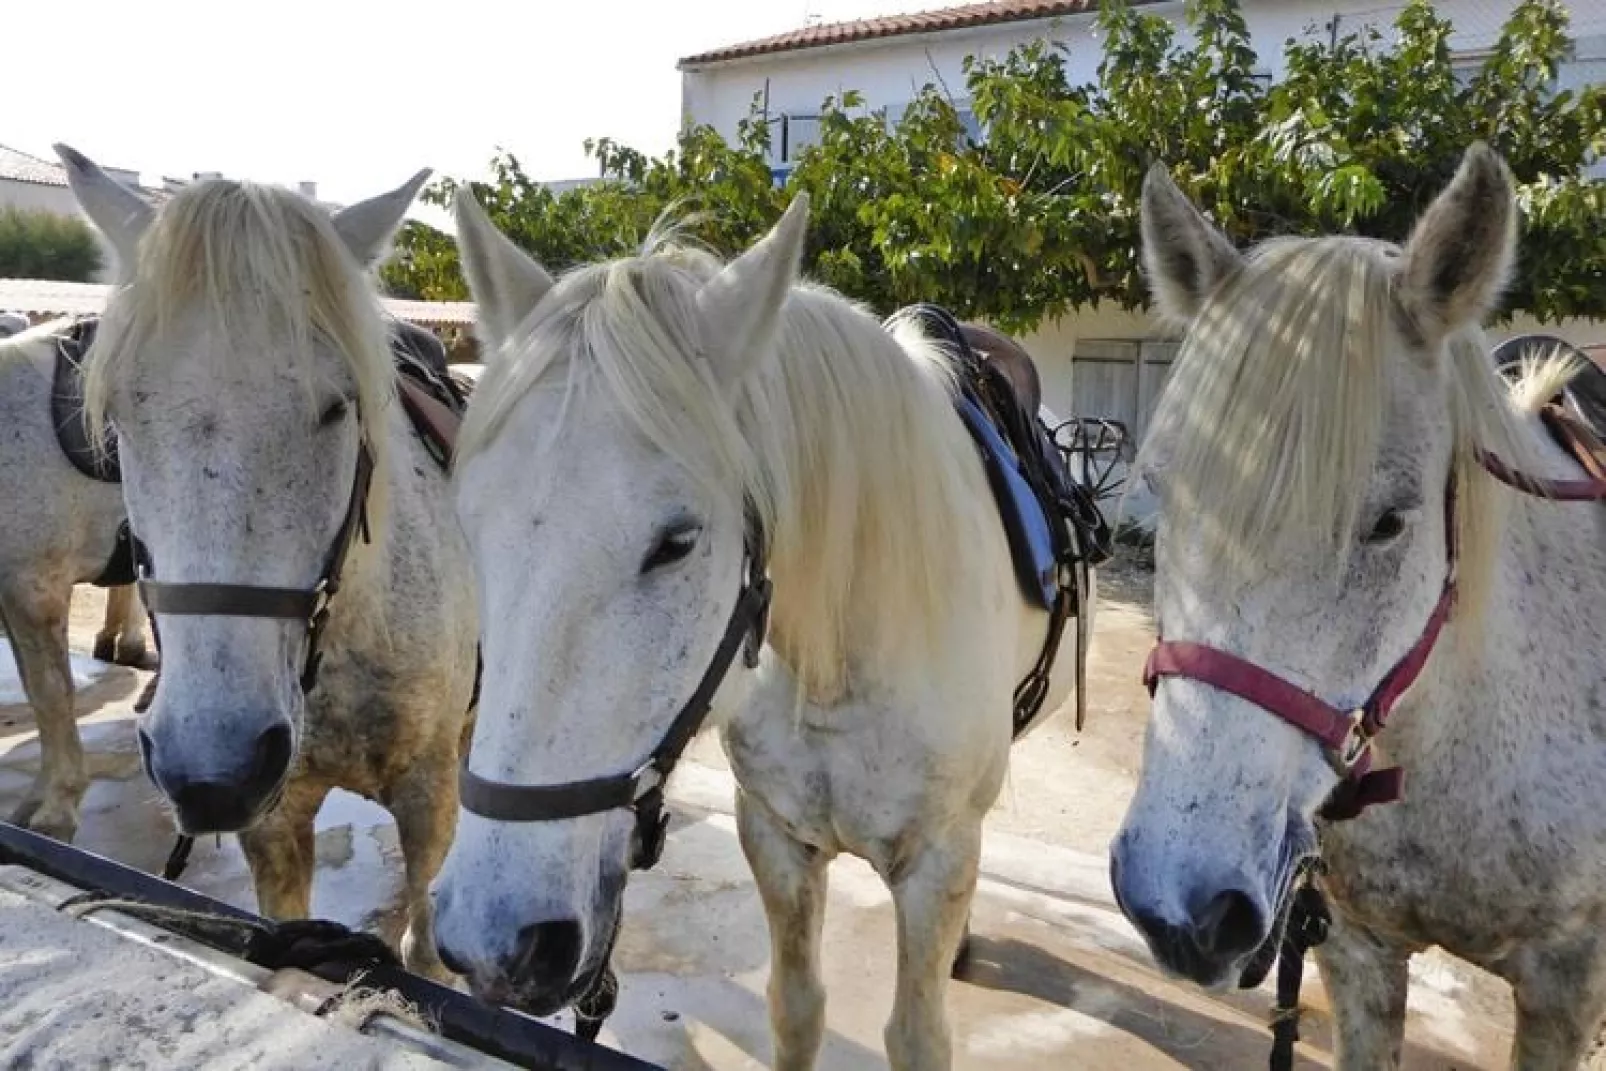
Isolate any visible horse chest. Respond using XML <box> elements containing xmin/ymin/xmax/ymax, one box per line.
<box><xmin>722</xmin><ymin>705</ymin><xmax>952</xmax><ymax>858</ymax></box>
<box><xmin>1323</xmin><ymin>798</ymin><xmax>1596</xmax><ymax>956</ymax></box>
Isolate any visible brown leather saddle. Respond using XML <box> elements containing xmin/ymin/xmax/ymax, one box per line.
<box><xmin>959</xmin><ymin>321</ymin><xmax>1043</xmax><ymax>419</ymax></box>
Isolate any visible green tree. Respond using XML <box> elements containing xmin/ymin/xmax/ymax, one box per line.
<box><xmin>0</xmin><ymin>208</ymin><xmax>103</xmax><ymax>282</ymax></box>
<box><xmin>387</xmin><ymin>0</ymin><xmax>1606</xmax><ymax>328</ymax></box>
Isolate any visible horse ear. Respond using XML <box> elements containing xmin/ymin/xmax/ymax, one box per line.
<box><xmin>53</xmin><ymin>143</ymin><xmax>154</xmax><ymax>278</ymax></box>
<box><xmin>1397</xmin><ymin>142</ymin><xmax>1517</xmax><ymax>346</ymax></box>
<box><xmin>452</xmin><ymin>187</ymin><xmax>555</xmax><ymax>358</ymax></box>
<box><xmin>331</xmin><ymin>168</ymin><xmax>432</xmax><ymax>267</ymax></box>
<box><xmin>1140</xmin><ymin>163</ymin><xmax>1244</xmax><ymax>322</ymax></box>
<box><xmin>695</xmin><ymin>193</ymin><xmax>810</xmax><ymax>385</ymax></box>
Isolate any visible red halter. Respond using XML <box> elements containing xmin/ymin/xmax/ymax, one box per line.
<box><xmin>1144</xmin><ymin>406</ymin><xmax>1606</xmax><ymax>822</ymax></box>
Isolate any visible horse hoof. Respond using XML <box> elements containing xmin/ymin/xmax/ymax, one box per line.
<box><xmin>115</xmin><ymin>642</ymin><xmax>159</xmax><ymax>672</ymax></box>
<box><xmin>575</xmin><ymin>1015</ymin><xmax>605</xmax><ymax>1044</ymax></box>
<box><xmin>133</xmin><ymin>676</ymin><xmax>159</xmax><ymax>714</ymax></box>
<box><xmin>92</xmin><ymin>636</ymin><xmax>117</xmax><ymax>663</ymax></box>
<box><xmin>13</xmin><ymin>800</ymin><xmax>79</xmax><ymax>844</ymax></box>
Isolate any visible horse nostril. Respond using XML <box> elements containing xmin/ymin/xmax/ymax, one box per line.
<box><xmin>437</xmin><ymin>940</ymin><xmax>469</xmax><ymax>977</ymax></box>
<box><xmin>1193</xmin><ymin>888</ymin><xmax>1265</xmax><ymax>960</ymax></box>
<box><xmin>250</xmin><ymin>723</ymin><xmax>293</xmax><ymax>792</ymax></box>
<box><xmin>511</xmin><ymin>920</ymin><xmax>582</xmax><ymax>985</ymax></box>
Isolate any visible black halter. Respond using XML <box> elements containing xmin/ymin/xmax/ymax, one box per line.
<box><xmin>458</xmin><ymin>509</ymin><xmax>772</xmax><ymax>871</ymax></box>
<box><xmin>138</xmin><ymin>441</ymin><xmax>374</xmax><ymax>695</ymax></box>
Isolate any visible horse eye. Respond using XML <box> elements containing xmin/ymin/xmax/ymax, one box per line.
<box><xmin>319</xmin><ymin>399</ymin><xmax>350</xmax><ymax>427</ymax></box>
<box><xmin>641</xmin><ymin>523</ymin><xmax>702</xmax><ymax>573</ymax></box>
<box><xmin>1364</xmin><ymin>510</ymin><xmax>1407</xmax><ymax>544</ymax></box>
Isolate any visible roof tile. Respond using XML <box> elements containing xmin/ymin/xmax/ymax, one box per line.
<box><xmin>679</xmin><ymin>0</ymin><xmax>1147</xmax><ymax>67</ymax></box>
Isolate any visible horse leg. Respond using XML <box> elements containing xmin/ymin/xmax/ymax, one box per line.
<box><xmin>238</xmin><ymin>783</ymin><xmax>328</xmax><ymax>919</ymax></box>
<box><xmin>1</xmin><ymin>581</ymin><xmax>87</xmax><ymax>842</ymax></box>
<box><xmin>736</xmin><ymin>789</ymin><xmax>829</xmax><ymax>1071</ymax></box>
<box><xmin>1313</xmin><ymin>911</ymin><xmax>1410</xmax><ymax>1071</ymax></box>
<box><xmin>1507</xmin><ymin>937</ymin><xmax>1606</xmax><ymax>1070</ymax></box>
<box><xmin>882</xmin><ymin>824</ymin><xmax>979</xmax><ymax>1071</ymax></box>
<box><xmin>116</xmin><ymin>586</ymin><xmax>156</xmax><ymax>670</ymax></box>
<box><xmin>387</xmin><ymin>743</ymin><xmax>459</xmax><ymax>983</ymax></box>
<box><xmin>93</xmin><ymin>584</ymin><xmax>129</xmax><ymax>664</ymax></box>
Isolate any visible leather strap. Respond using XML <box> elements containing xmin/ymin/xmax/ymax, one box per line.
<box><xmin>140</xmin><ymin>582</ymin><xmax>319</xmax><ymax>619</ymax></box>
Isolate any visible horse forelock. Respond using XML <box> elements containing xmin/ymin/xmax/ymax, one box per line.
<box><xmin>458</xmin><ymin>240</ymin><xmax>996</xmax><ymax>702</ymax></box>
<box><xmin>82</xmin><ymin>179</ymin><xmax>395</xmax><ymax>484</ymax></box>
<box><xmin>1137</xmin><ymin>232</ymin><xmax>1564</xmax><ymax>630</ymax></box>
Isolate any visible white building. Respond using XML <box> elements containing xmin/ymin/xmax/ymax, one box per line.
<box><xmin>679</xmin><ymin>0</ymin><xmax>1606</xmax><ymax>446</ymax></box>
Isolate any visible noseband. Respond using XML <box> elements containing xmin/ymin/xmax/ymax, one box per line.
<box><xmin>138</xmin><ymin>441</ymin><xmax>374</xmax><ymax>695</ymax></box>
<box><xmin>1144</xmin><ymin>409</ymin><xmax>1606</xmax><ymax>822</ymax></box>
<box><xmin>458</xmin><ymin>510</ymin><xmax>772</xmax><ymax>871</ymax></box>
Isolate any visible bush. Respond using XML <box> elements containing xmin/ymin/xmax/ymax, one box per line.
<box><xmin>0</xmin><ymin>207</ymin><xmax>103</xmax><ymax>281</ymax></box>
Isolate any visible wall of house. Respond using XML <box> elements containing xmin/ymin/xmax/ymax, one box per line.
<box><xmin>683</xmin><ymin>0</ymin><xmax>1606</xmax><ymax>172</ymax></box>
<box><xmin>0</xmin><ymin>178</ymin><xmax>122</xmax><ymax>283</ymax></box>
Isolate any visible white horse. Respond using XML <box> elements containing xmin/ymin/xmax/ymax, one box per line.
<box><xmin>58</xmin><ymin>146</ymin><xmax>479</xmax><ymax>980</ymax></box>
<box><xmin>1111</xmin><ymin>142</ymin><xmax>1606</xmax><ymax>1068</ymax></box>
<box><xmin>430</xmin><ymin>193</ymin><xmax>1095</xmax><ymax>1069</ymax></box>
<box><xmin>0</xmin><ymin>317</ymin><xmax>154</xmax><ymax>841</ymax></box>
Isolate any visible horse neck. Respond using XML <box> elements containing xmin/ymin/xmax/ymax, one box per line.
<box><xmin>1409</xmin><ymin>476</ymin><xmax>1606</xmax><ymax>765</ymax></box>
<box><xmin>322</xmin><ymin>400</ymin><xmax>445</xmax><ymax>655</ymax></box>
<box><xmin>751</xmin><ymin>337</ymin><xmax>1007</xmax><ymax>704</ymax></box>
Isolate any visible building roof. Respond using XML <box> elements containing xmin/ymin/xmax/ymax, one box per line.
<box><xmin>0</xmin><ymin>144</ymin><xmax>67</xmax><ymax>187</ymax></box>
<box><xmin>678</xmin><ymin>0</ymin><xmax>1143</xmax><ymax>68</ymax></box>
<box><xmin>0</xmin><ymin>278</ymin><xmax>477</xmax><ymax>329</ymax></box>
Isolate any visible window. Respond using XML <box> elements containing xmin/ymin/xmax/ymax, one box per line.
<box><xmin>779</xmin><ymin>114</ymin><xmax>822</xmax><ymax>164</ymax></box>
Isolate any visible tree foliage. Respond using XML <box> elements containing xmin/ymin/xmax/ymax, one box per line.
<box><xmin>0</xmin><ymin>208</ymin><xmax>102</xmax><ymax>283</ymax></box>
<box><xmin>385</xmin><ymin>0</ymin><xmax>1606</xmax><ymax>329</ymax></box>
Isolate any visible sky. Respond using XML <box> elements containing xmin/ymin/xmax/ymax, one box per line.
<box><xmin>7</xmin><ymin>0</ymin><xmax>943</xmax><ymax>215</ymax></box>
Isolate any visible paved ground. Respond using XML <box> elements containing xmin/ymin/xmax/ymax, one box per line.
<box><xmin>0</xmin><ymin>555</ymin><xmax>1524</xmax><ymax>1069</ymax></box>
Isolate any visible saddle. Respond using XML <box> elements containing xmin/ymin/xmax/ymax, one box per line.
<box><xmin>1492</xmin><ymin>334</ymin><xmax>1606</xmax><ymax>486</ymax></box>
<box><xmin>51</xmin><ymin>318</ymin><xmax>120</xmax><ymax>483</ymax></box>
<box><xmin>389</xmin><ymin>318</ymin><xmax>473</xmax><ymax>468</ymax></box>
<box><xmin>894</xmin><ymin>303</ymin><xmax>1113</xmax><ymax>736</ymax></box>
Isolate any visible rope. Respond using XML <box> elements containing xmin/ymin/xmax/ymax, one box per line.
<box><xmin>1268</xmin><ymin>877</ymin><xmax>1332</xmax><ymax>1071</ymax></box>
<box><xmin>54</xmin><ymin>894</ymin><xmax>401</xmax><ymax>975</ymax></box>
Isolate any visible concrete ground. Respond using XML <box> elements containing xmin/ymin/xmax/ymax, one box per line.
<box><xmin>0</xmin><ymin>555</ymin><xmax>1524</xmax><ymax>1069</ymax></box>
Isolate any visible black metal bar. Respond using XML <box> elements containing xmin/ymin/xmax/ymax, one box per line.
<box><xmin>0</xmin><ymin>821</ymin><xmax>662</xmax><ymax>1071</ymax></box>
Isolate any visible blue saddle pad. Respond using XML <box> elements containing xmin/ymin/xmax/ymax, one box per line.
<box><xmin>956</xmin><ymin>393</ymin><xmax>1060</xmax><ymax>610</ymax></box>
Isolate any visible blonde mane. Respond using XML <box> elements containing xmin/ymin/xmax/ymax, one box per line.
<box><xmin>83</xmin><ymin>178</ymin><xmax>396</xmax><ymax>530</ymax></box>
<box><xmin>0</xmin><ymin>316</ymin><xmax>74</xmax><ymax>364</ymax></box>
<box><xmin>1135</xmin><ymin>235</ymin><xmax>1556</xmax><ymax>624</ymax></box>
<box><xmin>459</xmin><ymin>239</ymin><xmax>993</xmax><ymax>701</ymax></box>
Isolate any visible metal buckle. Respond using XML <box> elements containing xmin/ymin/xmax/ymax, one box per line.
<box><xmin>630</xmin><ymin>761</ymin><xmax>665</xmax><ymax>803</ymax></box>
<box><xmin>1337</xmin><ymin>710</ymin><xmax>1372</xmax><ymax>770</ymax></box>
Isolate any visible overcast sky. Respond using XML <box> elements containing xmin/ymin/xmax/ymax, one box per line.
<box><xmin>7</xmin><ymin>0</ymin><xmax>943</xmax><ymax>210</ymax></box>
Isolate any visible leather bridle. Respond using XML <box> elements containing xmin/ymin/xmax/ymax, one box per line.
<box><xmin>458</xmin><ymin>508</ymin><xmax>772</xmax><ymax>871</ymax></box>
<box><xmin>138</xmin><ymin>441</ymin><xmax>374</xmax><ymax>696</ymax></box>
<box><xmin>1144</xmin><ymin>416</ymin><xmax>1606</xmax><ymax>822</ymax></box>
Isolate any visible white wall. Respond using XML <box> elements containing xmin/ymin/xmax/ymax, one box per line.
<box><xmin>683</xmin><ymin>0</ymin><xmax>1606</xmax><ymax>168</ymax></box>
<box><xmin>0</xmin><ymin>178</ymin><xmax>121</xmax><ymax>282</ymax></box>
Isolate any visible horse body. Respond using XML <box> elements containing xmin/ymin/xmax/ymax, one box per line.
<box><xmin>0</xmin><ymin>320</ymin><xmax>151</xmax><ymax>840</ymax></box>
<box><xmin>432</xmin><ymin>195</ymin><xmax>1090</xmax><ymax>1069</ymax></box>
<box><xmin>1111</xmin><ymin>144</ymin><xmax>1606</xmax><ymax>1068</ymax></box>
<box><xmin>57</xmin><ymin>147</ymin><xmax>477</xmax><ymax>979</ymax></box>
